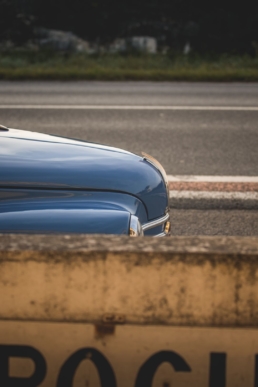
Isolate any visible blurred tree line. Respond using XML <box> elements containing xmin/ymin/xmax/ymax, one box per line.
<box><xmin>0</xmin><ymin>0</ymin><xmax>258</xmax><ymax>54</ymax></box>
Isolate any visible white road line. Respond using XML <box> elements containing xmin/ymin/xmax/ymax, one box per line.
<box><xmin>167</xmin><ymin>176</ymin><xmax>258</xmax><ymax>183</ymax></box>
<box><xmin>0</xmin><ymin>105</ymin><xmax>258</xmax><ymax>111</ymax></box>
<box><xmin>169</xmin><ymin>191</ymin><xmax>258</xmax><ymax>200</ymax></box>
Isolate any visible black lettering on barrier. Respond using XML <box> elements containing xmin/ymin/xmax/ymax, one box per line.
<box><xmin>0</xmin><ymin>345</ymin><xmax>47</xmax><ymax>387</ymax></box>
<box><xmin>56</xmin><ymin>347</ymin><xmax>116</xmax><ymax>387</ymax></box>
<box><xmin>134</xmin><ymin>350</ymin><xmax>191</xmax><ymax>387</ymax></box>
<box><xmin>209</xmin><ymin>353</ymin><xmax>226</xmax><ymax>387</ymax></box>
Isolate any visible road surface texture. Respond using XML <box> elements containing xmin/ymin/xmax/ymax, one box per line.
<box><xmin>0</xmin><ymin>81</ymin><xmax>258</xmax><ymax>236</ymax></box>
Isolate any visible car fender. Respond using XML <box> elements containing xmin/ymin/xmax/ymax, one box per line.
<box><xmin>0</xmin><ymin>209</ymin><xmax>131</xmax><ymax>235</ymax></box>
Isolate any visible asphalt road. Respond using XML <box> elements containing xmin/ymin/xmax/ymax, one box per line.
<box><xmin>0</xmin><ymin>81</ymin><xmax>258</xmax><ymax>175</ymax></box>
<box><xmin>0</xmin><ymin>81</ymin><xmax>258</xmax><ymax>236</ymax></box>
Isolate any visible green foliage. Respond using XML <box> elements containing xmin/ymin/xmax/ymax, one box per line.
<box><xmin>0</xmin><ymin>51</ymin><xmax>258</xmax><ymax>81</ymax></box>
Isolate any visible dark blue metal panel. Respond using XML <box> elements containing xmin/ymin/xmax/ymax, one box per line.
<box><xmin>0</xmin><ymin>189</ymin><xmax>148</xmax><ymax>225</ymax></box>
<box><xmin>0</xmin><ymin>208</ymin><xmax>131</xmax><ymax>234</ymax></box>
<box><xmin>0</xmin><ymin>129</ymin><xmax>168</xmax><ymax>220</ymax></box>
<box><xmin>0</xmin><ymin>189</ymin><xmax>149</xmax><ymax>234</ymax></box>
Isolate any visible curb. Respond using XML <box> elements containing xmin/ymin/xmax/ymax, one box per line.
<box><xmin>168</xmin><ymin>176</ymin><xmax>258</xmax><ymax>209</ymax></box>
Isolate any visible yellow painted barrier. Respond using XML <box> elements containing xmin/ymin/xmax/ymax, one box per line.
<box><xmin>0</xmin><ymin>234</ymin><xmax>258</xmax><ymax>387</ymax></box>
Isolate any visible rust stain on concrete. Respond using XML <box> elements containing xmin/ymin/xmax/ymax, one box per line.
<box><xmin>94</xmin><ymin>323</ymin><xmax>115</xmax><ymax>338</ymax></box>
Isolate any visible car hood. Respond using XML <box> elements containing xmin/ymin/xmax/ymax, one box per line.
<box><xmin>0</xmin><ymin>129</ymin><xmax>168</xmax><ymax>220</ymax></box>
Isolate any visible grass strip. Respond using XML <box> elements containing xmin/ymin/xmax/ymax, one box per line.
<box><xmin>0</xmin><ymin>52</ymin><xmax>258</xmax><ymax>81</ymax></box>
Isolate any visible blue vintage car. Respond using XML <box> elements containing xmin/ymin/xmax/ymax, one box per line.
<box><xmin>0</xmin><ymin>125</ymin><xmax>170</xmax><ymax>236</ymax></box>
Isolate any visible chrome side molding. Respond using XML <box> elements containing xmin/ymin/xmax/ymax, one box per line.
<box><xmin>142</xmin><ymin>213</ymin><xmax>170</xmax><ymax>231</ymax></box>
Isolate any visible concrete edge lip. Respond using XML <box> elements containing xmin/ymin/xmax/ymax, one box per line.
<box><xmin>1</xmin><ymin>234</ymin><xmax>258</xmax><ymax>254</ymax></box>
<box><xmin>1</xmin><ymin>104</ymin><xmax>258</xmax><ymax>111</ymax></box>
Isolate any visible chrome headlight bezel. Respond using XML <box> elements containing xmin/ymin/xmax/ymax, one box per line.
<box><xmin>129</xmin><ymin>215</ymin><xmax>144</xmax><ymax>237</ymax></box>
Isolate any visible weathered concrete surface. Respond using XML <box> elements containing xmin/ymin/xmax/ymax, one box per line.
<box><xmin>1</xmin><ymin>234</ymin><xmax>258</xmax><ymax>327</ymax></box>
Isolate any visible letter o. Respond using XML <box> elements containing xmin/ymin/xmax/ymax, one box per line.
<box><xmin>56</xmin><ymin>347</ymin><xmax>116</xmax><ymax>387</ymax></box>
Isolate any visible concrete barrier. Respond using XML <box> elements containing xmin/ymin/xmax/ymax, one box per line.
<box><xmin>1</xmin><ymin>234</ymin><xmax>258</xmax><ymax>386</ymax></box>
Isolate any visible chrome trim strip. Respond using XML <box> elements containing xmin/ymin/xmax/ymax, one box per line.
<box><xmin>142</xmin><ymin>213</ymin><xmax>170</xmax><ymax>231</ymax></box>
<box><xmin>142</xmin><ymin>152</ymin><xmax>170</xmax><ymax>200</ymax></box>
<box><xmin>155</xmin><ymin>232</ymin><xmax>167</xmax><ymax>237</ymax></box>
